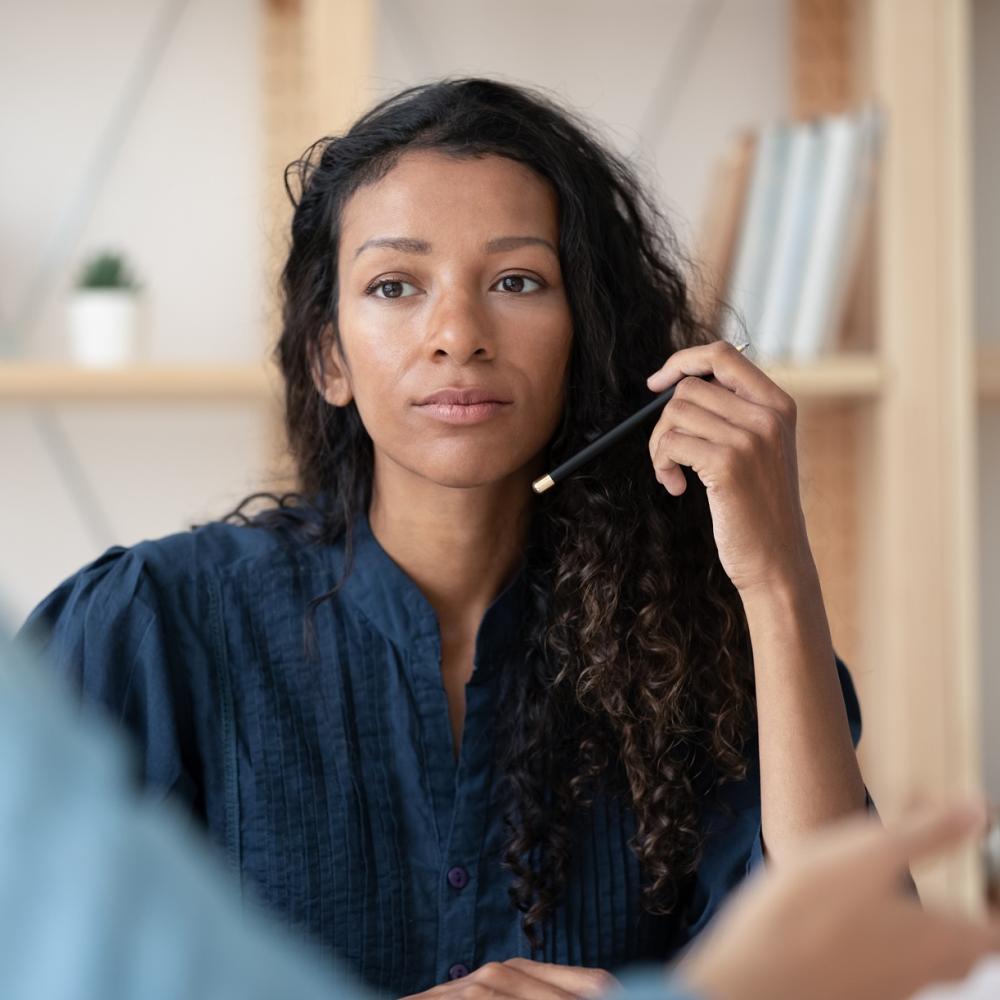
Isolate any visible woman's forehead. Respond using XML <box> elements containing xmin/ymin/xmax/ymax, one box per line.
<box><xmin>339</xmin><ymin>150</ymin><xmax>559</xmax><ymax>248</ymax></box>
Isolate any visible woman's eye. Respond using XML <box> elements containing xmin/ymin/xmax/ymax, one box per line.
<box><xmin>495</xmin><ymin>274</ymin><xmax>542</xmax><ymax>294</ymax></box>
<box><xmin>367</xmin><ymin>279</ymin><xmax>418</xmax><ymax>299</ymax></box>
<box><xmin>366</xmin><ymin>275</ymin><xmax>541</xmax><ymax>298</ymax></box>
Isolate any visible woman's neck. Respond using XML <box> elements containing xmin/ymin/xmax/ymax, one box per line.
<box><xmin>368</xmin><ymin>465</ymin><xmax>533</xmax><ymax>636</ymax></box>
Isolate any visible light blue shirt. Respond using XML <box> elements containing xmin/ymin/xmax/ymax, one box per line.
<box><xmin>0</xmin><ymin>633</ymin><xmax>700</xmax><ymax>1000</ymax></box>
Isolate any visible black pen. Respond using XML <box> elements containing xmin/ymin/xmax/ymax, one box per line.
<box><xmin>532</xmin><ymin>342</ymin><xmax>750</xmax><ymax>494</ymax></box>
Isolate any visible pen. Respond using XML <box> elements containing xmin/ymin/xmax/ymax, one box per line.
<box><xmin>532</xmin><ymin>341</ymin><xmax>750</xmax><ymax>494</ymax></box>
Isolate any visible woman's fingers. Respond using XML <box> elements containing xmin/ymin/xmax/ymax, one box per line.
<box><xmin>670</xmin><ymin>374</ymin><xmax>789</xmax><ymax>437</ymax></box>
<box><xmin>647</xmin><ymin>340</ymin><xmax>793</xmax><ymax>414</ymax></box>
<box><xmin>502</xmin><ymin>959</ymin><xmax>617</xmax><ymax>998</ymax></box>
<box><xmin>647</xmin><ymin>359</ymin><xmax>794</xmax><ymax>499</ymax></box>
<box><xmin>650</xmin><ymin>394</ymin><xmax>750</xmax><ymax>455</ymax></box>
<box><xmin>400</xmin><ymin>960</ymin><xmax>617</xmax><ymax>1000</ymax></box>
<box><xmin>471</xmin><ymin>962</ymin><xmax>579</xmax><ymax>1000</ymax></box>
<box><xmin>649</xmin><ymin>396</ymin><xmax>753</xmax><ymax>495</ymax></box>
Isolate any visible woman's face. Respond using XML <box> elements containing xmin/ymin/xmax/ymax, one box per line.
<box><xmin>330</xmin><ymin>150</ymin><xmax>573</xmax><ymax>491</ymax></box>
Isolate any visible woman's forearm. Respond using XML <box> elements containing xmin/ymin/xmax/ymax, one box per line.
<box><xmin>740</xmin><ymin>557</ymin><xmax>867</xmax><ymax>862</ymax></box>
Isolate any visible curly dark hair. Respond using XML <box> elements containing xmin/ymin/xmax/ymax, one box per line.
<box><xmin>240</xmin><ymin>76</ymin><xmax>756</xmax><ymax>947</ymax></box>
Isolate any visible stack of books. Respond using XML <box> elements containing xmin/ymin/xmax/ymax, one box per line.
<box><xmin>695</xmin><ymin>106</ymin><xmax>883</xmax><ymax>364</ymax></box>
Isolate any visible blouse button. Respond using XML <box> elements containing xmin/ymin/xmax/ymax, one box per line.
<box><xmin>449</xmin><ymin>963</ymin><xmax>470</xmax><ymax>979</ymax></box>
<box><xmin>447</xmin><ymin>865</ymin><xmax>469</xmax><ymax>889</ymax></box>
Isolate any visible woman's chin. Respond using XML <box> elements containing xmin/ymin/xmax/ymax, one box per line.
<box><xmin>423</xmin><ymin>465</ymin><xmax>524</xmax><ymax>491</ymax></box>
<box><xmin>375</xmin><ymin>437</ymin><xmax>545</xmax><ymax>493</ymax></box>
<box><xmin>405</xmin><ymin>453</ymin><xmax>535</xmax><ymax>492</ymax></box>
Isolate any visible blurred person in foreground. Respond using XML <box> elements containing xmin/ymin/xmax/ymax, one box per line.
<box><xmin>1</xmin><ymin>631</ymin><xmax>998</xmax><ymax>1000</ymax></box>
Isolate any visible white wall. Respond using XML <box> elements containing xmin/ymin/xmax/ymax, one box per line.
<box><xmin>973</xmin><ymin>0</ymin><xmax>1000</xmax><ymax>797</ymax></box>
<box><xmin>0</xmin><ymin>0</ymin><xmax>789</xmax><ymax>623</ymax></box>
<box><xmin>373</xmin><ymin>0</ymin><xmax>790</xmax><ymax>250</ymax></box>
<box><xmin>0</xmin><ymin>0</ymin><xmax>264</xmax><ymax>363</ymax></box>
<box><xmin>0</xmin><ymin>0</ymin><xmax>268</xmax><ymax>622</ymax></box>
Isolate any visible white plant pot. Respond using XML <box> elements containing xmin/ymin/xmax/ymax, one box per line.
<box><xmin>67</xmin><ymin>289</ymin><xmax>140</xmax><ymax>368</ymax></box>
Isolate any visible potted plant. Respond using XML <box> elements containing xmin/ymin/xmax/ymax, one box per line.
<box><xmin>67</xmin><ymin>251</ymin><xmax>142</xmax><ymax>367</ymax></box>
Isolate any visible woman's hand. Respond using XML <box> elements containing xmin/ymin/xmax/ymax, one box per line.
<box><xmin>646</xmin><ymin>340</ymin><xmax>810</xmax><ymax>595</ymax></box>
<box><xmin>400</xmin><ymin>958</ymin><xmax>615</xmax><ymax>1000</ymax></box>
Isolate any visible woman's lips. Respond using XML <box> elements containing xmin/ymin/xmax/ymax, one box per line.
<box><xmin>414</xmin><ymin>400</ymin><xmax>511</xmax><ymax>425</ymax></box>
<box><xmin>414</xmin><ymin>387</ymin><xmax>512</xmax><ymax>425</ymax></box>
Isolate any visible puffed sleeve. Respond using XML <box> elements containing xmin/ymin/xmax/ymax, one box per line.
<box><xmin>18</xmin><ymin>546</ymin><xmax>198</xmax><ymax>809</ymax></box>
<box><xmin>679</xmin><ymin>656</ymin><xmax>869</xmax><ymax>944</ymax></box>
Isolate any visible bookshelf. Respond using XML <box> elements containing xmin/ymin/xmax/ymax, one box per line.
<box><xmin>790</xmin><ymin>0</ymin><xmax>982</xmax><ymax>907</ymax></box>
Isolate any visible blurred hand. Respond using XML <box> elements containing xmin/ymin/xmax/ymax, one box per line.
<box><xmin>677</xmin><ymin>799</ymin><xmax>1000</xmax><ymax>1000</ymax></box>
<box><xmin>400</xmin><ymin>958</ymin><xmax>615</xmax><ymax>1000</ymax></box>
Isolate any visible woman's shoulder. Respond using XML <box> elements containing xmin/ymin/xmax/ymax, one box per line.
<box><xmin>21</xmin><ymin>518</ymin><xmax>347</xmax><ymax>645</ymax></box>
<box><xmin>132</xmin><ymin>518</ymin><xmax>337</xmax><ymax>586</ymax></box>
<box><xmin>85</xmin><ymin>519</ymin><xmax>338</xmax><ymax>592</ymax></box>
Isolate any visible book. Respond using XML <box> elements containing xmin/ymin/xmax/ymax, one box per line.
<box><xmin>789</xmin><ymin>105</ymin><xmax>884</xmax><ymax>362</ymax></box>
<box><xmin>693</xmin><ymin>131</ymin><xmax>757</xmax><ymax>334</ymax></box>
<box><xmin>754</xmin><ymin>118</ymin><xmax>826</xmax><ymax>361</ymax></box>
<box><xmin>720</xmin><ymin>123</ymin><xmax>790</xmax><ymax>348</ymax></box>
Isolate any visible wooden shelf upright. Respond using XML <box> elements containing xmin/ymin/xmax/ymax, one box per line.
<box><xmin>792</xmin><ymin>0</ymin><xmax>982</xmax><ymax>906</ymax></box>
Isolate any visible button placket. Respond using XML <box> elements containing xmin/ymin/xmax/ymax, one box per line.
<box><xmin>436</xmin><ymin>663</ymin><xmax>499</xmax><ymax>984</ymax></box>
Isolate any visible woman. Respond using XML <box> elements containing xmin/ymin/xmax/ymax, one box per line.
<box><xmin>24</xmin><ymin>78</ymin><xmax>868</xmax><ymax>997</ymax></box>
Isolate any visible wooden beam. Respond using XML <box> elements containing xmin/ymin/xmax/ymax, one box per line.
<box><xmin>864</xmin><ymin>0</ymin><xmax>980</xmax><ymax>906</ymax></box>
<box><xmin>260</xmin><ymin>0</ymin><xmax>376</xmax><ymax>487</ymax></box>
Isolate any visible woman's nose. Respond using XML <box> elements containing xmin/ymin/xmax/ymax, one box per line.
<box><xmin>424</xmin><ymin>288</ymin><xmax>495</xmax><ymax>364</ymax></box>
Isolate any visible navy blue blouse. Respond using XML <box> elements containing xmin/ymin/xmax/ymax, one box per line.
<box><xmin>23</xmin><ymin>516</ymin><xmax>863</xmax><ymax>996</ymax></box>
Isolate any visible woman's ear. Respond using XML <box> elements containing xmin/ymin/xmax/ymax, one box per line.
<box><xmin>312</xmin><ymin>324</ymin><xmax>353</xmax><ymax>407</ymax></box>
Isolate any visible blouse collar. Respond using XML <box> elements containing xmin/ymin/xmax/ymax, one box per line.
<box><xmin>337</xmin><ymin>513</ymin><xmax>530</xmax><ymax>680</ymax></box>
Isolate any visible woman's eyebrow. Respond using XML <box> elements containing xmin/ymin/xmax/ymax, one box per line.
<box><xmin>353</xmin><ymin>235</ymin><xmax>557</xmax><ymax>259</ymax></box>
<box><xmin>354</xmin><ymin>236</ymin><xmax>430</xmax><ymax>258</ymax></box>
<box><xmin>483</xmin><ymin>235</ymin><xmax>557</xmax><ymax>255</ymax></box>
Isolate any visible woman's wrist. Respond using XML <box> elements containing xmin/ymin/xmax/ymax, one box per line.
<box><xmin>735</xmin><ymin>550</ymin><xmax>823</xmax><ymax>618</ymax></box>
<box><xmin>735</xmin><ymin>553</ymin><xmax>837</xmax><ymax>684</ymax></box>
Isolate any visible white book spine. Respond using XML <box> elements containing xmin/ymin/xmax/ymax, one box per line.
<box><xmin>789</xmin><ymin>110</ymin><xmax>873</xmax><ymax>362</ymax></box>
<box><xmin>755</xmin><ymin>121</ymin><xmax>825</xmax><ymax>362</ymax></box>
<box><xmin>721</xmin><ymin>124</ymin><xmax>789</xmax><ymax>347</ymax></box>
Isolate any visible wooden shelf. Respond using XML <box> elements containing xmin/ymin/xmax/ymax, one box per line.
<box><xmin>0</xmin><ymin>348</ymin><xmax>992</xmax><ymax>405</ymax></box>
<box><xmin>767</xmin><ymin>344</ymin><xmax>1000</xmax><ymax>402</ymax></box>
<box><xmin>0</xmin><ymin>362</ymin><xmax>276</xmax><ymax>402</ymax></box>
<box><xmin>765</xmin><ymin>353</ymin><xmax>884</xmax><ymax>399</ymax></box>
<box><xmin>0</xmin><ymin>356</ymin><xmax>886</xmax><ymax>405</ymax></box>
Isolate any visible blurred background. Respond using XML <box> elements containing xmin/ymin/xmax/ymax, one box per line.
<box><xmin>0</xmin><ymin>0</ymin><xmax>996</xmax><ymax>904</ymax></box>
